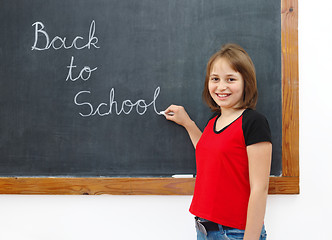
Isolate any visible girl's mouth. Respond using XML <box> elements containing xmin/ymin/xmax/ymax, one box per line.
<box><xmin>216</xmin><ymin>93</ymin><xmax>231</xmax><ymax>99</ymax></box>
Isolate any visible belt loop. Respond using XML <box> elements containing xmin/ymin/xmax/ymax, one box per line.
<box><xmin>195</xmin><ymin>217</ymin><xmax>208</xmax><ymax>236</ymax></box>
<box><xmin>218</xmin><ymin>223</ymin><xmax>224</xmax><ymax>234</ymax></box>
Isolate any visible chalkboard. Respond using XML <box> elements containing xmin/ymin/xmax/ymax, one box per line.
<box><xmin>0</xmin><ymin>0</ymin><xmax>282</xmax><ymax>178</ymax></box>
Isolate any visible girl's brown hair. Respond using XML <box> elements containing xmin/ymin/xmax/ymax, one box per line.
<box><xmin>202</xmin><ymin>43</ymin><xmax>258</xmax><ymax>112</ymax></box>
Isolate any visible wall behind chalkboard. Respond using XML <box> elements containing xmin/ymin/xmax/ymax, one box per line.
<box><xmin>0</xmin><ymin>0</ymin><xmax>281</xmax><ymax>177</ymax></box>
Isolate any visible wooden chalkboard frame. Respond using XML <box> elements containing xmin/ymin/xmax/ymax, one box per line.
<box><xmin>0</xmin><ymin>0</ymin><xmax>299</xmax><ymax>195</ymax></box>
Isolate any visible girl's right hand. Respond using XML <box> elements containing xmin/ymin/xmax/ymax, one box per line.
<box><xmin>163</xmin><ymin>105</ymin><xmax>192</xmax><ymax>128</ymax></box>
<box><xmin>163</xmin><ymin>105</ymin><xmax>202</xmax><ymax>148</ymax></box>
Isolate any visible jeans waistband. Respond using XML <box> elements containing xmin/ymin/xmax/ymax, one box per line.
<box><xmin>195</xmin><ymin>216</ymin><xmax>233</xmax><ymax>235</ymax></box>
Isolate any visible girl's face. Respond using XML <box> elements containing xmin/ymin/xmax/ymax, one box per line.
<box><xmin>208</xmin><ymin>57</ymin><xmax>244</xmax><ymax>110</ymax></box>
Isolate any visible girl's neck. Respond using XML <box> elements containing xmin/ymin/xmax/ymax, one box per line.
<box><xmin>215</xmin><ymin>108</ymin><xmax>246</xmax><ymax>132</ymax></box>
<box><xmin>220</xmin><ymin>107</ymin><xmax>246</xmax><ymax>117</ymax></box>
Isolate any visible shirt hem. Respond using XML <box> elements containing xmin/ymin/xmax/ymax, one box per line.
<box><xmin>189</xmin><ymin>209</ymin><xmax>246</xmax><ymax>230</ymax></box>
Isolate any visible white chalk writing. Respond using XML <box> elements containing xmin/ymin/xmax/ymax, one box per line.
<box><xmin>66</xmin><ymin>56</ymin><xmax>98</xmax><ymax>81</ymax></box>
<box><xmin>74</xmin><ymin>87</ymin><xmax>161</xmax><ymax>117</ymax></box>
<box><xmin>31</xmin><ymin>20</ymin><xmax>100</xmax><ymax>51</ymax></box>
<box><xmin>31</xmin><ymin>20</ymin><xmax>162</xmax><ymax>117</ymax></box>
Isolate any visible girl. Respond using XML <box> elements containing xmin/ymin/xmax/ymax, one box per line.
<box><xmin>163</xmin><ymin>43</ymin><xmax>272</xmax><ymax>240</ymax></box>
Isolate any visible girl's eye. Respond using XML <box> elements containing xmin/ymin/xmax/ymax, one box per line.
<box><xmin>210</xmin><ymin>77</ymin><xmax>219</xmax><ymax>82</ymax></box>
<box><xmin>227</xmin><ymin>78</ymin><xmax>236</xmax><ymax>82</ymax></box>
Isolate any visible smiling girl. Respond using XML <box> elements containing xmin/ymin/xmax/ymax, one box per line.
<box><xmin>163</xmin><ymin>43</ymin><xmax>272</xmax><ymax>240</ymax></box>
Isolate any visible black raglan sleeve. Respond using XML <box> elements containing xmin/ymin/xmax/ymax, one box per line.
<box><xmin>242</xmin><ymin>109</ymin><xmax>272</xmax><ymax>146</ymax></box>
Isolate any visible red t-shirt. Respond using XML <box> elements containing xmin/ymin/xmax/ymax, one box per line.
<box><xmin>189</xmin><ymin>109</ymin><xmax>271</xmax><ymax>230</ymax></box>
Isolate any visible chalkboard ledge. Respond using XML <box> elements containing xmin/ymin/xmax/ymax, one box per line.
<box><xmin>0</xmin><ymin>176</ymin><xmax>298</xmax><ymax>195</ymax></box>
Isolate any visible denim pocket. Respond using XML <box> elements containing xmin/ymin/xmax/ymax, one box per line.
<box><xmin>260</xmin><ymin>225</ymin><xmax>267</xmax><ymax>240</ymax></box>
<box><xmin>225</xmin><ymin>227</ymin><xmax>267</xmax><ymax>240</ymax></box>
<box><xmin>225</xmin><ymin>228</ymin><xmax>245</xmax><ymax>239</ymax></box>
<box><xmin>260</xmin><ymin>230</ymin><xmax>267</xmax><ymax>240</ymax></box>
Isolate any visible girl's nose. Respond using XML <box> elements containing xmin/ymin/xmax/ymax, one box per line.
<box><xmin>217</xmin><ymin>82</ymin><xmax>227</xmax><ymax>91</ymax></box>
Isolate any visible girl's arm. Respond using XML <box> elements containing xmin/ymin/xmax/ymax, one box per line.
<box><xmin>244</xmin><ymin>141</ymin><xmax>272</xmax><ymax>240</ymax></box>
<box><xmin>163</xmin><ymin>105</ymin><xmax>202</xmax><ymax>148</ymax></box>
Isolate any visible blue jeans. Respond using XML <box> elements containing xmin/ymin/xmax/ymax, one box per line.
<box><xmin>195</xmin><ymin>218</ymin><xmax>267</xmax><ymax>240</ymax></box>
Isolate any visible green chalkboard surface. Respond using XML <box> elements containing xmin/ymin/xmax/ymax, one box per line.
<box><xmin>0</xmin><ymin>0</ymin><xmax>281</xmax><ymax>177</ymax></box>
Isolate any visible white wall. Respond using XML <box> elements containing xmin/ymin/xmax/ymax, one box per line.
<box><xmin>1</xmin><ymin>1</ymin><xmax>332</xmax><ymax>239</ymax></box>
